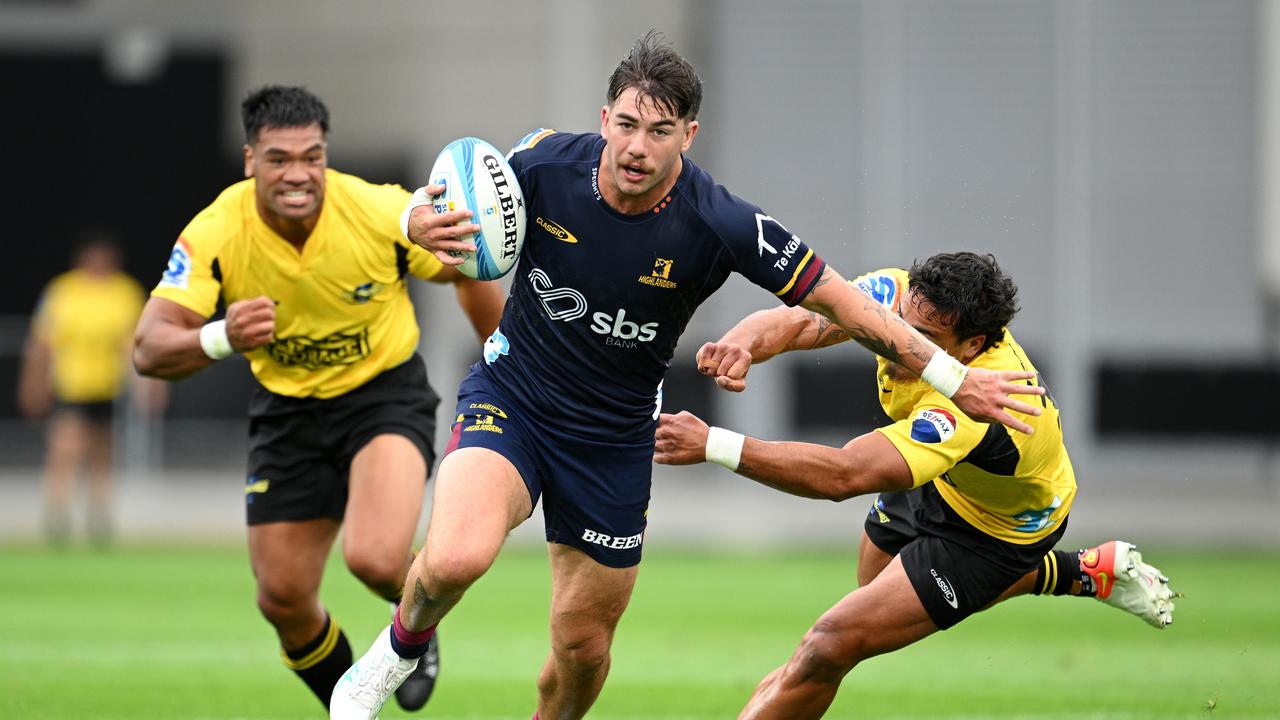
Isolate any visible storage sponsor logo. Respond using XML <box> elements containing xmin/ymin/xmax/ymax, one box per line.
<box><xmin>267</xmin><ymin>329</ymin><xmax>369</xmax><ymax>369</ymax></box>
<box><xmin>581</xmin><ymin>529</ymin><xmax>643</xmax><ymax>550</ymax></box>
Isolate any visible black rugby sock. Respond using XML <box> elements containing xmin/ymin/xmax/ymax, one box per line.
<box><xmin>1032</xmin><ymin>549</ymin><xmax>1084</xmax><ymax>596</ymax></box>
<box><xmin>282</xmin><ymin>613</ymin><xmax>353</xmax><ymax>708</ymax></box>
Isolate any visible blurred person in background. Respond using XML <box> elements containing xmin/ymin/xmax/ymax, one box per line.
<box><xmin>132</xmin><ymin>86</ymin><xmax>504</xmax><ymax>713</ymax></box>
<box><xmin>656</xmin><ymin>252</ymin><xmax>1178</xmax><ymax>719</ymax></box>
<box><xmin>17</xmin><ymin>232</ymin><xmax>163</xmax><ymax>547</ymax></box>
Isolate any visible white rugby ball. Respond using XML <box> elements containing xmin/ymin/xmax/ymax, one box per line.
<box><xmin>429</xmin><ymin>137</ymin><xmax>526</xmax><ymax>280</ymax></box>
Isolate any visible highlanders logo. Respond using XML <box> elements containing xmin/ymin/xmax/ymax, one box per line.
<box><xmin>909</xmin><ymin>407</ymin><xmax>957</xmax><ymax>444</ymax></box>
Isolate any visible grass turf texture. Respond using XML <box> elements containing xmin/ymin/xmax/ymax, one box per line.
<box><xmin>1</xmin><ymin>543</ymin><xmax>1276</xmax><ymax>719</ymax></box>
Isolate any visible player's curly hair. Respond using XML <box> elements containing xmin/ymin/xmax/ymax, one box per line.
<box><xmin>907</xmin><ymin>252</ymin><xmax>1019</xmax><ymax>354</ymax></box>
<box><xmin>607</xmin><ymin>30</ymin><xmax>703</xmax><ymax>121</ymax></box>
<box><xmin>240</xmin><ymin>85</ymin><xmax>330</xmax><ymax>145</ymax></box>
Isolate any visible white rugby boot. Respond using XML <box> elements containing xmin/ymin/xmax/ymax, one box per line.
<box><xmin>1080</xmin><ymin>540</ymin><xmax>1178</xmax><ymax>629</ymax></box>
<box><xmin>330</xmin><ymin>625</ymin><xmax>419</xmax><ymax>719</ymax></box>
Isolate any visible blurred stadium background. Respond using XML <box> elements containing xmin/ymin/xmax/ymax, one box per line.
<box><xmin>1</xmin><ymin>1</ymin><xmax>1279</xmax><ymax>717</ymax></box>
<box><xmin>2</xmin><ymin>0</ymin><xmax>1277</xmax><ymax>548</ymax></box>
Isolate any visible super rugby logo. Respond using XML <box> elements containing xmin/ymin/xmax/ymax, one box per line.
<box><xmin>910</xmin><ymin>407</ymin><xmax>957</xmax><ymax>444</ymax></box>
<box><xmin>854</xmin><ymin>272</ymin><xmax>897</xmax><ymax>308</ymax></box>
<box><xmin>159</xmin><ymin>238</ymin><xmax>193</xmax><ymax>289</ymax></box>
<box><xmin>482</xmin><ymin>153</ymin><xmax>520</xmax><ymax>260</ymax></box>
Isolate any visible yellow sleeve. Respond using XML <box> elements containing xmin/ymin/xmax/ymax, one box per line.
<box><xmin>31</xmin><ymin>281</ymin><xmax>57</xmax><ymax>342</ymax></box>
<box><xmin>874</xmin><ymin>393</ymin><xmax>987</xmax><ymax>487</ymax></box>
<box><xmin>150</xmin><ymin>203</ymin><xmax>230</xmax><ymax>319</ymax></box>
<box><xmin>356</xmin><ymin>177</ymin><xmax>445</xmax><ymax>282</ymax></box>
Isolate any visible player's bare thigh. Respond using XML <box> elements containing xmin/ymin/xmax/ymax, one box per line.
<box><xmin>343</xmin><ymin>434</ymin><xmax>427</xmax><ymax>591</ymax></box>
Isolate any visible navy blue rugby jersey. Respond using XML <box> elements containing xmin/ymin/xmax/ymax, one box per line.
<box><xmin>479</xmin><ymin>129</ymin><xmax>826</xmax><ymax>442</ymax></box>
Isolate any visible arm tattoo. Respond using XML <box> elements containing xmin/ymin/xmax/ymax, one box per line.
<box><xmin>811</xmin><ymin>312</ymin><xmax>850</xmax><ymax>349</ymax></box>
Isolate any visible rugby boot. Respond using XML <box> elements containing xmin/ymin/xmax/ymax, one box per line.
<box><xmin>1080</xmin><ymin>540</ymin><xmax>1178</xmax><ymax>629</ymax></box>
<box><xmin>330</xmin><ymin>626</ymin><xmax>417</xmax><ymax>719</ymax></box>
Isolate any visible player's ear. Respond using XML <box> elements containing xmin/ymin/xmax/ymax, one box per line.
<box><xmin>681</xmin><ymin>119</ymin><xmax>699</xmax><ymax>153</ymax></box>
<box><xmin>959</xmin><ymin>334</ymin><xmax>986</xmax><ymax>364</ymax></box>
<box><xmin>600</xmin><ymin>105</ymin><xmax>610</xmax><ymax>138</ymax></box>
<box><xmin>242</xmin><ymin>144</ymin><xmax>255</xmax><ymax>179</ymax></box>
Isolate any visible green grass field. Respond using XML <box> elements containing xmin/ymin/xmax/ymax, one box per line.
<box><xmin>2</xmin><ymin>543</ymin><xmax>1277</xmax><ymax>719</ymax></box>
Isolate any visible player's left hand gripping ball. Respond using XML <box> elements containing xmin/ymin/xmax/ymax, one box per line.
<box><xmin>429</xmin><ymin>137</ymin><xmax>527</xmax><ymax>279</ymax></box>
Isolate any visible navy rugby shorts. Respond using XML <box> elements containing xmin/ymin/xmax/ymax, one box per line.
<box><xmin>864</xmin><ymin>482</ymin><xmax>1067</xmax><ymax>629</ymax></box>
<box><xmin>446</xmin><ymin>370</ymin><xmax>653</xmax><ymax>568</ymax></box>
<box><xmin>244</xmin><ymin>355</ymin><xmax>439</xmax><ymax>525</ymax></box>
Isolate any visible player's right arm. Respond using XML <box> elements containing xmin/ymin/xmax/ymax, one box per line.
<box><xmin>133</xmin><ymin>296</ymin><xmax>275</xmax><ymax>380</ymax></box>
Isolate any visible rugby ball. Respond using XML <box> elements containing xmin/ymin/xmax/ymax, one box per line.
<box><xmin>429</xmin><ymin>137</ymin><xmax>526</xmax><ymax>280</ymax></box>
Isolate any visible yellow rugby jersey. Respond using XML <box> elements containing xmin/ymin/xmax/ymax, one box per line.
<box><xmin>852</xmin><ymin>268</ymin><xmax>1076</xmax><ymax>544</ymax></box>
<box><xmin>151</xmin><ymin>169</ymin><xmax>445</xmax><ymax>399</ymax></box>
<box><xmin>33</xmin><ymin>269</ymin><xmax>144</xmax><ymax>403</ymax></box>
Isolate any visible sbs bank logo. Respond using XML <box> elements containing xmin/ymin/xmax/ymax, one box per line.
<box><xmin>591</xmin><ymin>308</ymin><xmax>658</xmax><ymax>347</ymax></box>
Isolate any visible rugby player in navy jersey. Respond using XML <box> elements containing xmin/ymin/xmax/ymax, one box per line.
<box><xmin>332</xmin><ymin>33</ymin><xmax>1044</xmax><ymax>720</ymax></box>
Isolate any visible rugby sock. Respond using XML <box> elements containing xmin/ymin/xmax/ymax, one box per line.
<box><xmin>281</xmin><ymin>613</ymin><xmax>353</xmax><ymax>708</ymax></box>
<box><xmin>1032</xmin><ymin>550</ymin><xmax>1083</xmax><ymax>596</ymax></box>
<box><xmin>389</xmin><ymin>606</ymin><xmax>437</xmax><ymax>659</ymax></box>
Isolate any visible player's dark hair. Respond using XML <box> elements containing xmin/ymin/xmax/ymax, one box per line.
<box><xmin>240</xmin><ymin>85</ymin><xmax>330</xmax><ymax>145</ymax></box>
<box><xmin>908</xmin><ymin>252</ymin><xmax>1019</xmax><ymax>354</ymax></box>
<box><xmin>607</xmin><ymin>30</ymin><xmax>702</xmax><ymax>121</ymax></box>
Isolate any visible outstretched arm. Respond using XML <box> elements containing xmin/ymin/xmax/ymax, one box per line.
<box><xmin>694</xmin><ymin>303</ymin><xmax>852</xmax><ymax>392</ymax></box>
<box><xmin>799</xmin><ymin>267</ymin><xmax>1044</xmax><ymax>434</ymax></box>
<box><xmin>654</xmin><ymin>410</ymin><xmax>913</xmax><ymax>500</ymax></box>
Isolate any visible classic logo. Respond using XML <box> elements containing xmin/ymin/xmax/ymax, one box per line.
<box><xmin>482</xmin><ymin>153</ymin><xmax>520</xmax><ymax>260</ymax></box>
<box><xmin>159</xmin><ymin>238</ymin><xmax>194</xmax><ymax>290</ymax></box>
<box><xmin>245</xmin><ymin>475</ymin><xmax>270</xmax><ymax>506</ymax></box>
<box><xmin>930</xmin><ymin>568</ymin><xmax>960</xmax><ymax>609</ymax></box>
<box><xmin>536</xmin><ymin>216</ymin><xmax>578</xmax><ymax>243</ymax></box>
<box><xmin>638</xmin><ymin>258</ymin><xmax>677</xmax><ymax>289</ymax></box>
<box><xmin>342</xmin><ymin>281</ymin><xmax>385</xmax><ymax>304</ymax></box>
<box><xmin>468</xmin><ymin>402</ymin><xmax>507</xmax><ymax>419</ymax></box>
<box><xmin>267</xmin><ymin>329</ymin><xmax>369</xmax><ymax>369</ymax></box>
<box><xmin>909</xmin><ymin>407</ymin><xmax>957</xmax><ymax>444</ymax></box>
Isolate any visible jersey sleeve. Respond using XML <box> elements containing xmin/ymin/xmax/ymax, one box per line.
<box><xmin>849</xmin><ymin>268</ymin><xmax>907</xmax><ymax>310</ymax></box>
<box><xmin>366</xmin><ymin>181</ymin><xmax>445</xmax><ymax>281</ymax></box>
<box><xmin>715</xmin><ymin>200</ymin><xmax>827</xmax><ymax>307</ymax></box>
<box><xmin>874</xmin><ymin>394</ymin><xmax>988</xmax><ymax>487</ymax></box>
<box><xmin>150</xmin><ymin>205</ymin><xmax>229</xmax><ymax>319</ymax></box>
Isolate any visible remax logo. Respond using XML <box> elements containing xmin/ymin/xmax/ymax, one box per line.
<box><xmin>910</xmin><ymin>407</ymin><xmax>957</xmax><ymax>444</ymax></box>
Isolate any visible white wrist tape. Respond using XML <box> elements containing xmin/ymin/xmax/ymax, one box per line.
<box><xmin>199</xmin><ymin>320</ymin><xmax>234</xmax><ymax>360</ymax></box>
<box><xmin>921</xmin><ymin>351</ymin><xmax>969</xmax><ymax>398</ymax></box>
<box><xmin>400</xmin><ymin>186</ymin><xmax>435</xmax><ymax>241</ymax></box>
<box><xmin>705</xmin><ymin>426</ymin><xmax>745</xmax><ymax>471</ymax></box>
